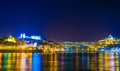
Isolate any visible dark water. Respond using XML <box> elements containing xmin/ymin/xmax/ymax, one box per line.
<box><xmin>0</xmin><ymin>52</ymin><xmax>119</xmax><ymax>71</ymax></box>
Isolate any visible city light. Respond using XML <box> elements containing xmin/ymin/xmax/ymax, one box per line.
<box><xmin>0</xmin><ymin>34</ymin><xmax>119</xmax><ymax>53</ymax></box>
<box><xmin>31</xmin><ymin>36</ymin><xmax>41</xmax><ymax>40</ymax></box>
<box><xmin>20</xmin><ymin>33</ymin><xmax>41</xmax><ymax>40</ymax></box>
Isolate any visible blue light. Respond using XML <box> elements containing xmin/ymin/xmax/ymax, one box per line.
<box><xmin>20</xmin><ymin>33</ymin><xmax>41</xmax><ymax>40</ymax></box>
<box><xmin>20</xmin><ymin>33</ymin><xmax>26</xmax><ymax>38</ymax></box>
<box><xmin>31</xmin><ymin>36</ymin><xmax>41</xmax><ymax>40</ymax></box>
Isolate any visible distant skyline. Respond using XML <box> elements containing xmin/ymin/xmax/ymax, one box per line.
<box><xmin>0</xmin><ymin>0</ymin><xmax>120</xmax><ymax>41</ymax></box>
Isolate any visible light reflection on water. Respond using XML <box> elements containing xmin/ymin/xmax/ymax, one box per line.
<box><xmin>0</xmin><ymin>52</ymin><xmax>119</xmax><ymax>71</ymax></box>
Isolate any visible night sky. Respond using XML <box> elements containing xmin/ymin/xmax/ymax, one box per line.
<box><xmin>0</xmin><ymin>0</ymin><xmax>120</xmax><ymax>41</ymax></box>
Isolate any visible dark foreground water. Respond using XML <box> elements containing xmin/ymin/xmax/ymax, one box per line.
<box><xmin>0</xmin><ymin>52</ymin><xmax>119</xmax><ymax>71</ymax></box>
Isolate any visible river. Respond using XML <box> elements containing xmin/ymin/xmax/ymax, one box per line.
<box><xmin>0</xmin><ymin>52</ymin><xmax>119</xmax><ymax>71</ymax></box>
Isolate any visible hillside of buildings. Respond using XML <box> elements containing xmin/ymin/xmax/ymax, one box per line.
<box><xmin>0</xmin><ymin>34</ymin><xmax>119</xmax><ymax>53</ymax></box>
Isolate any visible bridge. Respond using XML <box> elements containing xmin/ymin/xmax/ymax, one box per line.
<box><xmin>61</xmin><ymin>42</ymin><xmax>96</xmax><ymax>49</ymax></box>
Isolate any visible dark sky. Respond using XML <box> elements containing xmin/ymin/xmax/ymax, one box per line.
<box><xmin>0</xmin><ymin>0</ymin><xmax>120</xmax><ymax>41</ymax></box>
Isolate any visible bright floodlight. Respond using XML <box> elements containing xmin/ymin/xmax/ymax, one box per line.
<box><xmin>33</xmin><ymin>42</ymin><xmax>38</xmax><ymax>47</ymax></box>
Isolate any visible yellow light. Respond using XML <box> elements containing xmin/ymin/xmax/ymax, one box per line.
<box><xmin>5</xmin><ymin>35</ymin><xmax>16</xmax><ymax>43</ymax></box>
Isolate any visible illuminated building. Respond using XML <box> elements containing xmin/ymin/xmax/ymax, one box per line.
<box><xmin>18</xmin><ymin>33</ymin><xmax>42</xmax><ymax>47</ymax></box>
<box><xmin>5</xmin><ymin>35</ymin><xmax>16</xmax><ymax>43</ymax></box>
<box><xmin>20</xmin><ymin>33</ymin><xmax>41</xmax><ymax>40</ymax></box>
<box><xmin>99</xmin><ymin>35</ymin><xmax>117</xmax><ymax>45</ymax></box>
